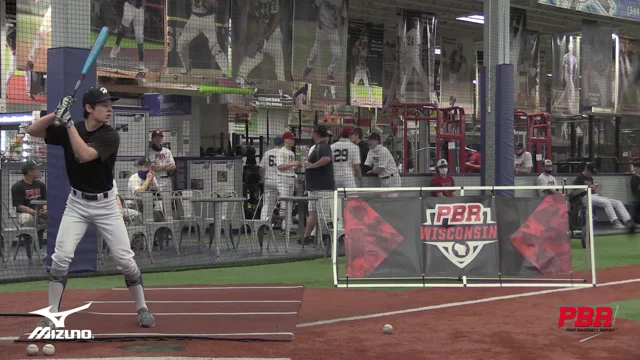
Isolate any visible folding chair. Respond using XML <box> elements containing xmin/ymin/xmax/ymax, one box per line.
<box><xmin>318</xmin><ymin>194</ymin><xmax>345</xmax><ymax>258</ymax></box>
<box><xmin>244</xmin><ymin>190</ymin><xmax>278</xmax><ymax>252</ymax></box>
<box><xmin>141</xmin><ymin>191</ymin><xmax>182</xmax><ymax>255</ymax></box>
<box><xmin>175</xmin><ymin>190</ymin><xmax>204</xmax><ymax>253</ymax></box>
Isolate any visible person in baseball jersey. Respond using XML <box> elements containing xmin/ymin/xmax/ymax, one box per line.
<box><xmin>258</xmin><ymin>136</ymin><xmax>283</xmax><ymax>222</ymax></box>
<box><xmin>430</xmin><ymin>159</ymin><xmax>455</xmax><ymax>197</ymax></box>
<box><xmin>399</xmin><ymin>18</ymin><xmax>430</xmax><ymax>97</ymax></box>
<box><xmin>26</xmin><ymin>87</ymin><xmax>155</xmax><ymax>329</ymax></box>
<box><xmin>276</xmin><ymin>132</ymin><xmax>300</xmax><ymax>235</ymax></box>
<box><xmin>25</xmin><ymin>2</ymin><xmax>51</xmax><ymax>100</ymax></box>
<box><xmin>536</xmin><ymin>159</ymin><xmax>559</xmax><ymax>196</ymax></box>
<box><xmin>302</xmin><ymin>0</ymin><xmax>347</xmax><ymax>84</ymax></box>
<box><xmin>558</xmin><ymin>43</ymin><xmax>578</xmax><ymax>113</ymax></box>
<box><xmin>149</xmin><ymin>130</ymin><xmax>176</xmax><ymax>192</ymax></box>
<box><xmin>235</xmin><ymin>0</ymin><xmax>285</xmax><ymax>86</ymax></box>
<box><xmin>352</xmin><ymin>32</ymin><xmax>374</xmax><ymax>104</ymax></box>
<box><xmin>365</xmin><ymin>133</ymin><xmax>401</xmax><ymax>196</ymax></box>
<box><xmin>110</xmin><ymin>0</ymin><xmax>147</xmax><ymax>72</ymax></box>
<box><xmin>331</xmin><ymin>127</ymin><xmax>362</xmax><ymax>188</ymax></box>
<box><xmin>177</xmin><ymin>0</ymin><xmax>229</xmax><ymax>76</ymax></box>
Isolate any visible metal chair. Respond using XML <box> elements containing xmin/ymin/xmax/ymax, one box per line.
<box><xmin>97</xmin><ymin>200</ymin><xmax>153</xmax><ymax>262</ymax></box>
<box><xmin>141</xmin><ymin>191</ymin><xmax>182</xmax><ymax>255</ymax></box>
<box><xmin>318</xmin><ymin>194</ymin><xmax>345</xmax><ymax>258</ymax></box>
<box><xmin>244</xmin><ymin>190</ymin><xmax>278</xmax><ymax>252</ymax></box>
<box><xmin>174</xmin><ymin>190</ymin><xmax>204</xmax><ymax>253</ymax></box>
<box><xmin>1</xmin><ymin>217</ymin><xmax>41</xmax><ymax>265</ymax></box>
<box><xmin>207</xmin><ymin>189</ymin><xmax>249</xmax><ymax>252</ymax></box>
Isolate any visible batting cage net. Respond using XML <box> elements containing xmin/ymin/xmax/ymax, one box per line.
<box><xmin>0</xmin><ymin>0</ymin><xmax>638</xmax><ymax>287</ymax></box>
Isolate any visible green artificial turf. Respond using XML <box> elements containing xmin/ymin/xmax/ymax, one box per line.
<box><xmin>0</xmin><ymin>234</ymin><xmax>638</xmax><ymax>293</ymax></box>
<box><xmin>605</xmin><ymin>300</ymin><xmax>640</xmax><ymax>322</ymax></box>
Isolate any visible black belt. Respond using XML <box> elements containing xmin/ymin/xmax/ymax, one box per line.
<box><xmin>160</xmin><ymin>175</ymin><xmax>170</xmax><ymax>178</ymax></box>
<box><xmin>381</xmin><ymin>174</ymin><xmax>395</xmax><ymax>180</ymax></box>
<box><xmin>72</xmin><ymin>189</ymin><xmax>109</xmax><ymax>201</ymax></box>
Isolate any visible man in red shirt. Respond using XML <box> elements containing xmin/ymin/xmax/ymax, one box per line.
<box><xmin>431</xmin><ymin>159</ymin><xmax>455</xmax><ymax>197</ymax></box>
<box><xmin>465</xmin><ymin>147</ymin><xmax>481</xmax><ymax>173</ymax></box>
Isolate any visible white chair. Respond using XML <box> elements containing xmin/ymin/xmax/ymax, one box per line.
<box><xmin>318</xmin><ymin>194</ymin><xmax>345</xmax><ymax>258</ymax></box>
<box><xmin>1</xmin><ymin>217</ymin><xmax>41</xmax><ymax>265</ymax></box>
<box><xmin>141</xmin><ymin>191</ymin><xmax>182</xmax><ymax>255</ymax></box>
<box><xmin>175</xmin><ymin>190</ymin><xmax>204</xmax><ymax>253</ymax></box>
<box><xmin>97</xmin><ymin>200</ymin><xmax>153</xmax><ymax>263</ymax></box>
<box><xmin>244</xmin><ymin>190</ymin><xmax>278</xmax><ymax>252</ymax></box>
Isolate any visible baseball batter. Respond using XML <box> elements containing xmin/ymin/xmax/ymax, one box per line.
<box><xmin>236</xmin><ymin>0</ymin><xmax>285</xmax><ymax>86</ymax></box>
<box><xmin>352</xmin><ymin>33</ymin><xmax>373</xmax><ymax>103</ymax></box>
<box><xmin>302</xmin><ymin>0</ymin><xmax>346</xmax><ymax>84</ymax></box>
<box><xmin>365</xmin><ymin>133</ymin><xmax>401</xmax><ymax>197</ymax></box>
<box><xmin>26</xmin><ymin>87</ymin><xmax>155</xmax><ymax>329</ymax></box>
<box><xmin>258</xmin><ymin>137</ymin><xmax>283</xmax><ymax>221</ymax></box>
<box><xmin>110</xmin><ymin>0</ymin><xmax>147</xmax><ymax>72</ymax></box>
<box><xmin>557</xmin><ymin>43</ymin><xmax>578</xmax><ymax>113</ymax></box>
<box><xmin>149</xmin><ymin>130</ymin><xmax>176</xmax><ymax>192</ymax></box>
<box><xmin>400</xmin><ymin>18</ymin><xmax>430</xmax><ymax>96</ymax></box>
<box><xmin>331</xmin><ymin>127</ymin><xmax>362</xmax><ymax>189</ymax></box>
<box><xmin>276</xmin><ymin>132</ymin><xmax>300</xmax><ymax>233</ymax></box>
<box><xmin>177</xmin><ymin>0</ymin><xmax>229</xmax><ymax>76</ymax></box>
<box><xmin>24</xmin><ymin>3</ymin><xmax>51</xmax><ymax>100</ymax></box>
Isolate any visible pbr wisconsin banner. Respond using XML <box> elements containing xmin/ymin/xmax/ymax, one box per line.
<box><xmin>292</xmin><ymin>0</ymin><xmax>349</xmax><ymax>108</ymax></box>
<box><xmin>166</xmin><ymin>0</ymin><xmax>231</xmax><ymax>80</ymax></box>
<box><xmin>344</xmin><ymin>194</ymin><xmax>572</xmax><ymax>278</ymax></box>
<box><xmin>551</xmin><ymin>35</ymin><xmax>581</xmax><ymax>115</ymax></box>
<box><xmin>230</xmin><ymin>0</ymin><xmax>293</xmax><ymax>88</ymax></box>
<box><xmin>91</xmin><ymin>0</ymin><xmax>165</xmax><ymax>81</ymax></box>
<box><xmin>440</xmin><ymin>30</ymin><xmax>474</xmax><ymax>111</ymax></box>
<box><xmin>618</xmin><ymin>37</ymin><xmax>640</xmax><ymax>114</ymax></box>
<box><xmin>396</xmin><ymin>9</ymin><xmax>437</xmax><ymax>105</ymax></box>
<box><xmin>580</xmin><ymin>21</ymin><xmax>613</xmax><ymax>110</ymax></box>
<box><xmin>347</xmin><ymin>19</ymin><xmax>383</xmax><ymax>108</ymax></box>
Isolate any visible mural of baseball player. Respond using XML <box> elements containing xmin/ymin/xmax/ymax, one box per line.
<box><xmin>16</xmin><ymin>0</ymin><xmax>50</xmax><ymax>101</ymax></box>
<box><xmin>176</xmin><ymin>0</ymin><xmax>229</xmax><ymax>77</ymax></box>
<box><xmin>234</xmin><ymin>0</ymin><xmax>286</xmax><ymax>87</ymax></box>
<box><xmin>581</xmin><ymin>22</ymin><xmax>613</xmax><ymax>109</ymax></box>
<box><xmin>347</xmin><ymin>19</ymin><xmax>383</xmax><ymax>108</ymax></box>
<box><xmin>618</xmin><ymin>37</ymin><xmax>640</xmax><ymax>113</ymax></box>
<box><xmin>4</xmin><ymin>26</ymin><xmax>19</xmax><ymax>99</ymax></box>
<box><xmin>352</xmin><ymin>32</ymin><xmax>373</xmax><ymax>103</ymax></box>
<box><xmin>110</xmin><ymin>0</ymin><xmax>147</xmax><ymax>72</ymax></box>
<box><xmin>551</xmin><ymin>35</ymin><xmax>580</xmax><ymax>115</ymax></box>
<box><xmin>399</xmin><ymin>17</ymin><xmax>430</xmax><ymax>98</ymax></box>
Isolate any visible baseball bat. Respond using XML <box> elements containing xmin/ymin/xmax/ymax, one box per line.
<box><xmin>55</xmin><ymin>27</ymin><xmax>110</xmax><ymax>124</ymax></box>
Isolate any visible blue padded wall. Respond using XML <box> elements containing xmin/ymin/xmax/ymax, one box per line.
<box><xmin>494</xmin><ymin>64</ymin><xmax>515</xmax><ymax>197</ymax></box>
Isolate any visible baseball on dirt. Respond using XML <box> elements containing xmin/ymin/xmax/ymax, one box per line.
<box><xmin>26</xmin><ymin>344</ymin><xmax>38</xmax><ymax>356</ymax></box>
<box><xmin>383</xmin><ymin>324</ymin><xmax>393</xmax><ymax>334</ymax></box>
<box><xmin>43</xmin><ymin>344</ymin><xmax>55</xmax><ymax>356</ymax></box>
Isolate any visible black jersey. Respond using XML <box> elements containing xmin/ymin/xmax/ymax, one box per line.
<box><xmin>45</xmin><ymin>121</ymin><xmax>119</xmax><ymax>194</ymax></box>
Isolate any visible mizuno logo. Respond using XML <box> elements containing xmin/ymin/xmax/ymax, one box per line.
<box><xmin>27</xmin><ymin>303</ymin><xmax>93</xmax><ymax>340</ymax></box>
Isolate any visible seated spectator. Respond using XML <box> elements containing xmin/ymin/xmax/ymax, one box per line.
<box><xmin>431</xmin><ymin>159</ymin><xmax>455</xmax><ymax>197</ymax></box>
<box><xmin>113</xmin><ymin>179</ymin><xmax>140</xmax><ymax>225</ymax></box>
<box><xmin>464</xmin><ymin>147</ymin><xmax>481</xmax><ymax>173</ymax></box>
<box><xmin>536</xmin><ymin>159</ymin><xmax>559</xmax><ymax>196</ymax></box>
<box><xmin>574</xmin><ymin>162</ymin><xmax>633</xmax><ymax>229</ymax></box>
<box><xmin>10</xmin><ymin>160</ymin><xmax>47</xmax><ymax>258</ymax></box>
<box><xmin>514</xmin><ymin>142</ymin><xmax>533</xmax><ymax>174</ymax></box>
<box><xmin>127</xmin><ymin>158</ymin><xmax>165</xmax><ymax>222</ymax></box>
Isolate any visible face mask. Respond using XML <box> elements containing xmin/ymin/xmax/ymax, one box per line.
<box><xmin>151</xmin><ymin>144</ymin><xmax>162</xmax><ymax>151</ymax></box>
<box><xmin>138</xmin><ymin>170</ymin><xmax>149</xmax><ymax>180</ymax></box>
<box><xmin>545</xmin><ymin>170</ymin><xmax>552</xmax><ymax>174</ymax></box>
<box><xmin>438</xmin><ymin>168</ymin><xmax>448</xmax><ymax>176</ymax></box>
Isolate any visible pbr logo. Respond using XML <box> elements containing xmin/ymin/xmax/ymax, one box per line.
<box><xmin>422</xmin><ymin>203</ymin><xmax>498</xmax><ymax>268</ymax></box>
<box><xmin>27</xmin><ymin>303</ymin><xmax>93</xmax><ymax>340</ymax></box>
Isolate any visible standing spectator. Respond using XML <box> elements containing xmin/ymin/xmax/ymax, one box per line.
<box><xmin>430</xmin><ymin>159</ymin><xmax>455</xmax><ymax>197</ymax></box>
<box><xmin>259</xmin><ymin>137</ymin><xmax>283</xmax><ymax>222</ymax></box>
<box><xmin>364</xmin><ymin>132</ymin><xmax>401</xmax><ymax>196</ymax></box>
<box><xmin>332</xmin><ymin>127</ymin><xmax>362</xmax><ymax>188</ymax></box>
<box><xmin>11</xmin><ymin>160</ymin><xmax>47</xmax><ymax>258</ymax></box>
<box><xmin>464</xmin><ymin>147</ymin><xmax>481</xmax><ymax>173</ymax></box>
<box><xmin>629</xmin><ymin>161</ymin><xmax>640</xmax><ymax>232</ymax></box>
<box><xmin>514</xmin><ymin>142</ymin><xmax>533</xmax><ymax>174</ymax></box>
<box><xmin>350</xmin><ymin>127</ymin><xmax>370</xmax><ymax>173</ymax></box>
<box><xmin>536</xmin><ymin>159</ymin><xmax>559</xmax><ymax>196</ymax></box>
<box><xmin>276</xmin><ymin>132</ymin><xmax>301</xmax><ymax>236</ymax></box>
<box><xmin>301</xmin><ymin>126</ymin><xmax>335</xmax><ymax>245</ymax></box>
<box><xmin>149</xmin><ymin>129</ymin><xmax>176</xmax><ymax>192</ymax></box>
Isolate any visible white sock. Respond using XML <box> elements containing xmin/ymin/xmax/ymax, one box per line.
<box><xmin>48</xmin><ymin>281</ymin><xmax>65</xmax><ymax>313</ymax></box>
<box><xmin>129</xmin><ymin>284</ymin><xmax>147</xmax><ymax>311</ymax></box>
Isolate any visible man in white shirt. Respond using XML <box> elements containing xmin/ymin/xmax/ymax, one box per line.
<box><xmin>259</xmin><ymin>136</ymin><xmax>283</xmax><ymax>222</ymax></box>
<box><xmin>331</xmin><ymin>127</ymin><xmax>362</xmax><ymax>188</ymax></box>
<box><xmin>365</xmin><ymin>132</ymin><xmax>401</xmax><ymax>197</ymax></box>
<box><xmin>276</xmin><ymin>131</ymin><xmax>301</xmax><ymax>234</ymax></box>
<box><xmin>149</xmin><ymin>129</ymin><xmax>176</xmax><ymax>192</ymax></box>
<box><xmin>536</xmin><ymin>159</ymin><xmax>559</xmax><ymax>196</ymax></box>
<box><xmin>127</xmin><ymin>158</ymin><xmax>164</xmax><ymax>222</ymax></box>
<box><xmin>514</xmin><ymin>142</ymin><xmax>533</xmax><ymax>174</ymax></box>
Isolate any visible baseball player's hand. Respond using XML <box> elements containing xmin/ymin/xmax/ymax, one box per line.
<box><xmin>148</xmin><ymin>171</ymin><xmax>156</xmax><ymax>181</ymax></box>
<box><xmin>55</xmin><ymin>96</ymin><xmax>74</xmax><ymax>124</ymax></box>
<box><xmin>303</xmin><ymin>161</ymin><xmax>312</xmax><ymax>169</ymax></box>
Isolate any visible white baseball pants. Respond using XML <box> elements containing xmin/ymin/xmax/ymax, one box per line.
<box><xmin>178</xmin><ymin>13</ymin><xmax>228</xmax><ymax>74</ymax></box>
<box><xmin>307</xmin><ymin>26</ymin><xmax>341</xmax><ymax>76</ymax></box>
<box><xmin>591</xmin><ymin>195</ymin><xmax>631</xmax><ymax>223</ymax></box>
<box><xmin>122</xmin><ymin>2</ymin><xmax>145</xmax><ymax>43</ymax></box>
<box><xmin>380</xmin><ymin>175</ymin><xmax>401</xmax><ymax>198</ymax></box>
<box><xmin>261</xmin><ymin>180</ymin><xmax>278</xmax><ymax>221</ymax></box>
<box><xmin>238</xmin><ymin>26</ymin><xmax>285</xmax><ymax>81</ymax></box>
<box><xmin>277</xmin><ymin>176</ymin><xmax>295</xmax><ymax>230</ymax></box>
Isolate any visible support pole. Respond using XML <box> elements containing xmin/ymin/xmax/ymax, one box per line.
<box><xmin>588</xmin><ymin>114</ymin><xmax>595</xmax><ymax>161</ymax></box>
<box><xmin>614</xmin><ymin>116</ymin><xmax>621</xmax><ymax>173</ymax></box>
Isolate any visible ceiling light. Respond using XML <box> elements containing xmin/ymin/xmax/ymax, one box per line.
<box><xmin>435</xmin><ymin>47</ymin><xmax>441</xmax><ymax>55</ymax></box>
<box><xmin>456</xmin><ymin>14</ymin><xmax>484</xmax><ymax>24</ymax></box>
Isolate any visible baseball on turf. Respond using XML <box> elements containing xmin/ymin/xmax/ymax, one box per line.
<box><xmin>383</xmin><ymin>324</ymin><xmax>393</xmax><ymax>334</ymax></box>
<box><xmin>26</xmin><ymin>344</ymin><xmax>38</xmax><ymax>356</ymax></box>
<box><xmin>42</xmin><ymin>344</ymin><xmax>55</xmax><ymax>356</ymax></box>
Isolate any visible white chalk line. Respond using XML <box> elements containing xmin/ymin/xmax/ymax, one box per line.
<box><xmin>111</xmin><ymin>286</ymin><xmax>304</xmax><ymax>291</ymax></box>
<box><xmin>296</xmin><ymin>278</ymin><xmax>640</xmax><ymax>328</ymax></box>
<box><xmin>14</xmin><ymin>357</ymin><xmax>292</xmax><ymax>360</ymax></box>
<box><xmin>19</xmin><ymin>332</ymin><xmax>295</xmax><ymax>338</ymax></box>
<box><xmin>85</xmin><ymin>300</ymin><xmax>301</xmax><ymax>304</ymax></box>
<box><xmin>86</xmin><ymin>312</ymin><xmax>298</xmax><ymax>316</ymax></box>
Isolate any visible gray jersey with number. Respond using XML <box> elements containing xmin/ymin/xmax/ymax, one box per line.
<box><xmin>316</xmin><ymin>0</ymin><xmax>343</xmax><ymax>30</ymax></box>
<box><xmin>253</xmin><ymin>0</ymin><xmax>279</xmax><ymax>34</ymax></box>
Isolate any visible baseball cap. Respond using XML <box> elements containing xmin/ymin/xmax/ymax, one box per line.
<box><xmin>152</xmin><ymin>129</ymin><xmax>164</xmax><ymax>137</ymax></box>
<box><xmin>21</xmin><ymin>160</ymin><xmax>41</xmax><ymax>175</ymax></box>
<box><xmin>313</xmin><ymin>125</ymin><xmax>330</xmax><ymax>138</ymax></box>
<box><xmin>585</xmin><ymin>162</ymin><xmax>598</xmax><ymax>174</ymax></box>
<box><xmin>543</xmin><ymin>159</ymin><xmax>553</xmax><ymax>166</ymax></box>
<box><xmin>436</xmin><ymin>159</ymin><xmax>448</xmax><ymax>168</ymax></box>
<box><xmin>274</xmin><ymin>136</ymin><xmax>283</xmax><ymax>145</ymax></box>
<box><xmin>515</xmin><ymin>142</ymin><xmax>524</xmax><ymax>149</ymax></box>
<box><xmin>82</xmin><ymin>87</ymin><xmax>119</xmax><ymax>107</ymax></box>
<box><xmin>368</xmin><ymin>132</ymin><xmax>381</xmax><ymax>141</ymax></box>
<box><xmin>341</xmin><ymin>127</ymin><xmax>353</xmax><ymax>137</ymax></box>
<box><xmin>137</xmin><ymin>158</ymin><xmax>151</xmax><ymax>167</ymax></box>
<box><xmin>283</xmin><ymin>131</ymin><xmax>296</xmax><ymax>140</ymax></box>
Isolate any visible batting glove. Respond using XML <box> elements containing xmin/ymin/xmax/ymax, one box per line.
<box><xmin>55</xmin><ymin>96</ymin><xmax>74</xmax><ymax>127</ymax></box>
